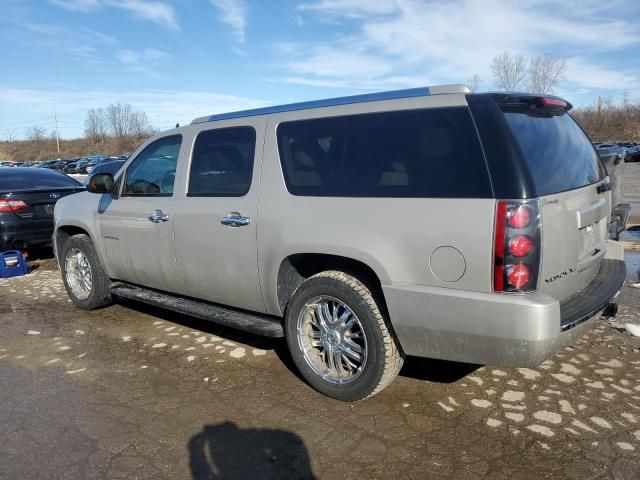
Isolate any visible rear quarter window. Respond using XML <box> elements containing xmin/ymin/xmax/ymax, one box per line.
<box><xmin>276</xmin><ymin>107</ymin><xmax>492</xmax><ymax>198</ymax></box>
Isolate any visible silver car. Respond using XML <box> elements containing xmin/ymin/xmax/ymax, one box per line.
<box><xmin>53</xmin><ymin>85</ymin><xmax>626</xmax><ymax>401</ymax></box>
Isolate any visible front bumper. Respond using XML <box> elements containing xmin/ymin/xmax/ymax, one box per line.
<box><xmin>383</xmin><ymin>258</ymin><xmax>626</xmax><ymax>367</ymax></box>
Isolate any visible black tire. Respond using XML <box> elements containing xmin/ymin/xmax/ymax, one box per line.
<box><xmin>60</xmin><ymin>233</ymin><xmax>112</xmax><ymax>310</ymax></box>
<box><xmin>285</xmin><ymin>271</ymin><xmax>403</xmax><ymax>401</ymax></box>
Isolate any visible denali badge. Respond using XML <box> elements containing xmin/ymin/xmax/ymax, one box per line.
<box><xmin>544</xmin><ymin>267</ymin><xmax>576</xmax><ymax>284</ymax></box>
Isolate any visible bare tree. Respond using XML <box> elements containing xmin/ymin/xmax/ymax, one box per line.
<box><xmin>84</xmin><ymin>108</ymin><xmax>107</xmax><ymax>143</ymax></box>
<box><xmin>529</xmin><ymin>54</ymin><xmax>566</xmax><ymax>94</ymax></box>
<box><xmin>103</xmin><ymin>103</ymin><xmax>152</xmax><ymax>139</ymax></box>
<box><xmin>466</xmin><ymin>74</ymin><xmax>482</xmax><ymax>93</ymax></box>
<box><xmin>105</xmin><ymin>103</ymin><xmax>134</xmax><ymax>138</ymax></box>
<box><xmin>5</xmin><ymin>129</ymin><xmax>16</xmax><ymax>142</ymax></box>
<box><xmin>129</xmin><ymin>111</ymin><xmax>151</xmax><ymax>139</ymax></box>
<box><xmin>26</xmin><ymin>126</ymin><xmax>46</xmax><ymax>143</ymax></box>
<box><xmin>491</xmin><ymin>52</ymin><xmax>527</xmax><ymax>91</ymax></box>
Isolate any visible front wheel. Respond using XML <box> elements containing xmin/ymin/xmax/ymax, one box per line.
<box><xmin>60</xmin><ymin>233</ymin><xmax>112</xmax><ymax>310</ymax></box>
<box><xmin>285</xmin><ymin>271</ymin><xmax>403</xmax><ymax>401</ymax></box>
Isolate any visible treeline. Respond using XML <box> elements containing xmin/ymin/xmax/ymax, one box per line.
<box><xmin>573</xmin><ymin>97</ymin><xmax>640</xmax><ymax>142</ymax></box>
<box><xmin>0</xmin><ymin>137</ymin><xmax>148</xmax><ymax>162</ymax></box>
<box><xmin>0</xmin><ymin>103</ymin><xmax>156</xmax><ymax>162</ymax></box>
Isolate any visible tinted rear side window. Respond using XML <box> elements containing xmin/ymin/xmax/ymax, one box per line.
<box><xmin>276</xmin><ymin>107</ymin><xmax>491</xmax><ymax>198</ymax></box>
<box><xmin>503</xmin><ymin>112</ymin><xmax>605</xmax><ymax>196</ymax></box>
<box><xmin>0</xmin><ymin>169</ymin><xmax>82</xmax><ymax>192</ymax></box>
<box><xmin>188</xmin><ymin>127</ymin><xmax>256</xmax><ymax>197</ymax></box>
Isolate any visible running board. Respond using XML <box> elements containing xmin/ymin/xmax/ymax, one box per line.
<box><xmin>111</xmin><ymin>284</ymin><xmax>284</xmax><ymax>338</ymax></box>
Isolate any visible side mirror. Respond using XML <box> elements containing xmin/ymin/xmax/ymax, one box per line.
<box><xmin>87</xmin><ymin>173</ymin><xmax>115</xmax><ymax>194</ymax></box>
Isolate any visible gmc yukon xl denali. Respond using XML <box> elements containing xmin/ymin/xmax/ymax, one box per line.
<box><xmin>53</xmin><ymin>85</ymin><xmax>626</xmax><ymax>401</ymax></box>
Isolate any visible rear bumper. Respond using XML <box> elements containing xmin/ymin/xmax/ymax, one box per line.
<box><xmin>383</xmin><ymin>257</ymin><xmax>626</xmax><ymax>367</ymax></box>
<box><xmin>0</xmin><ymin>217</ymin><xmax>54</xmax><ymax>250</ymax></box>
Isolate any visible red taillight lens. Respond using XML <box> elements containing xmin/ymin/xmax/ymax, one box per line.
<box><xmin>509</xmin><ymin>235</ymin><xmax>533</xmax><ymax>257</ymax></box>
<box><xmin>493</xmin><ymin>200</ymin><xmax>540</xmax><ymax>293</ymax></box>
<box><xmin>0</xmin><ymin>199</ymin><xmax>28</xmax><ymax>213</ymax></box>
<box><xmin>507</xmin><ymin>264</ymin><xmax>530</xmax><ymax>289</ymax></box>
<box><xmin>508</xmin><ymin>205</ymin><xmax>531</xmax><ymax>229</ymax></box>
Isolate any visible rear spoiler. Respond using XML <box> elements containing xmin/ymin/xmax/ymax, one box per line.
<box><xmin>494</xmin><ymin>94</ymin><xmax>572</xmax><ymax>116</ymax></box>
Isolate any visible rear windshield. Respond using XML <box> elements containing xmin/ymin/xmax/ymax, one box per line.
<box><xmin>0</xmin><ymin>169</ymin><xmax>82</xmax><ymax>192</ymax></box>
<box><xmin>503</xmin><ymin>112</ymin><xmax>605</xmax><ymax>196</ymax></box>
<box><xmin>276</xmin><ymin>107</ymin><xmax>492</xmax><ymax>198</ymax></box>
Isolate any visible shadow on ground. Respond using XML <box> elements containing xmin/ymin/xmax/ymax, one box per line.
<box><xmin>188</xmin><ymin>422</ymin><xmax>317</xmax><ymax>480</ymax></box>
<box><xmin>111</xmin><ymin>297</ymin><xmax>480</xmax><ymax>386</ymax></box>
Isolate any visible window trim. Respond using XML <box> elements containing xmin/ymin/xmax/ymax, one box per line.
<box><xmin>121</xmin><ymin>134</ymin><xmax>183</xmax><ymax>198</ymax></box>
<box><xmin>186</xmin><ymin>126</ymin><xmax>257</xmax><ymax>198</ymax></box>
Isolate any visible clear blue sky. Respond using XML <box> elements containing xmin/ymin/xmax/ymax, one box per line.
<box><xmin>1</xmin><ymin>0</ymin><xmax>639</xmax><ymax>140</ymax></box>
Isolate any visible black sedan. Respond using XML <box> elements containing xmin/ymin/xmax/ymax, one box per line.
<box><xmin>0</xmin><ymin>169</ymin><xmax>85</xmax><ymax>250</ymax></box>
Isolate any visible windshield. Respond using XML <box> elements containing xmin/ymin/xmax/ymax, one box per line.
<box><xmin>503</xmin><ymin>111</ymin><xmax>605</xmax><ymax>196</ymax></box>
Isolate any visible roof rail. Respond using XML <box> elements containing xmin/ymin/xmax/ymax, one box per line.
<box><xmin>191</xmin><ymin>84</ymin><xmax>470</xmax><ymax>124</ymax></box>
<box><xmin>429</xmin><ymin>84</ymin><xmax>471</xmax><ymax>95</ymax></box>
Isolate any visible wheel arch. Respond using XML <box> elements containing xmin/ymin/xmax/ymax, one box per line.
<box><xmin>275</xmin><ymin>253</ymin><xmax>389</xmax><ymax>317</ymax></box>
<box><xmin>54</xmin><ymin>223</ymin><xmax>104</xmax><ymax>272</ymax></box>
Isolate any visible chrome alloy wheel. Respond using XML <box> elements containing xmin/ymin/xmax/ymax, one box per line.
<box><xmin>64</xmin><ymin>248</ymin><xmax>93</xmax><ymax>300</ymax></box>
<box><xmin>296</xmin><ymin>296</ymin><xmax>368</xmax><ymax>384</ymax></box>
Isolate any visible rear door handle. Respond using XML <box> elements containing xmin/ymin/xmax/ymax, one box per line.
<box><xmin>148</xmin><ymin>209</ymin><xmax>169</xmax><ymax>223</ymax></box>
<box><xmin>221</xmin><ymin>213</ymin><xmax>250</xmax><ymax>227</ymax></box>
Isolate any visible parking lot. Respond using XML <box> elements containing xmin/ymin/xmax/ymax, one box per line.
<box><xmin>1</xmin><ymin>166</ymin><xmax>640</xmax><ymax>479</ymax></box>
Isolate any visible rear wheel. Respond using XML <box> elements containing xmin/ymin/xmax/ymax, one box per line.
<box><xmin>60</xmin><ymin>234</ymin><xmax>112</xmax><ymax>310</ymax></box>
<box><xmin>285</xmin><ymin>271</ymin><xmax>403</xmax><ymax>401</ymax></box>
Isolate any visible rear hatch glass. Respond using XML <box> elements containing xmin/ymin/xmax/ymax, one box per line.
<box><xmin>502</xmin><ymin>110</ymin><xmax>605</xmax><ymax>196</ymax></box>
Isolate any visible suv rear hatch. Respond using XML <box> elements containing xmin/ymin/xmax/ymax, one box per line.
<box><xmin>468</xmin><ymin>93</ymin><xmax>617</xmax><ymax>303</ymax></box>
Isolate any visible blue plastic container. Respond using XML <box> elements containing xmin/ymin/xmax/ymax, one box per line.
<box><xmin>0</xmin><ymin>250</ymin><xmax>29</xmax><ymax>278</ymax></box>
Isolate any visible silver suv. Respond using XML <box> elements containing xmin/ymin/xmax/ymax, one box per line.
<box><xmin>54</xmin><ymin>85</ymin><xmax>626</xmax><ymax>401</ymax></box>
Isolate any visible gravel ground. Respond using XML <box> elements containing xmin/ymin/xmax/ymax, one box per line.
<box><xmin>1</xmin><ymin>172</ymin><xmax>640</xmax><ymax>479</ymax></box>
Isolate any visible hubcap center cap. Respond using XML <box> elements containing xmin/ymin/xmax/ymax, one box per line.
<box><xmin>327</xmin><ymin>330</ymin><xmax>340</xmax><ymax>347</ymax></box>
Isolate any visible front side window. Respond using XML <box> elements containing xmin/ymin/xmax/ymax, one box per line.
<box><xmin>123</xmin><ymin>135</ymin><xmax>182</xmax><ymax>196</ymax></box>
<box><xmin>276</xmin><ymin>107</ymin><xmax>491</xmax><ymax>198</ymax></box>
<box><xmin>188</xmin><ymin>127</ymin><xmax>256</xmax><ymax>197</ymax></box>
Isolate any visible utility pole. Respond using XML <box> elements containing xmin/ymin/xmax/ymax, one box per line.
<box><xmin>54</xmin><ymin>111</ymin><xmax>61</xmax><ymax>154</ymax></box>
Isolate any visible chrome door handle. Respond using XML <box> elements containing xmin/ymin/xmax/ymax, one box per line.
<box><xmin>220</xmin><ymin>213</ymin><xmax>250</xmax><ymax>227</ymax></box>
<box><xmin>148</xmin><ymin>209</ymin><xmax>169</xmax><ymax>223</ymax></box>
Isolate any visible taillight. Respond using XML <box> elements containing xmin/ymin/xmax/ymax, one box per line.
<box><xmin>0</xmin><ymin>199</ymin><xmax>28</xmax><ymax>213</ymax></box>
<box><xmin>509</xmin><ymin>235</ymin><xmax>533</xmax><ymax>257</ymax></box>
<box><xmin>507</xmin><ymin>264</ymin><xmax>530</xmax><ymax>289</ymax></box>
<box><xmin>493</xmin><ymin>200</ymin><xmax>541</xmax><ymax>292</ymax></box>
<box><xmin>508</xmin><ymin>205</ymin><xmax>531</xmax><ymax>229</ymax></box>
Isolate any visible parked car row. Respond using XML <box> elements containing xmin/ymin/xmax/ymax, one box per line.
<box><xmin>593</xmin><ymin>141</ymin><xmax>640</xmax><ymax>163</ymax></box>
<box><xmin>0</xmin><ymin>155</ymin><xmax>130</xmax><ymax>173</ymax></box>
